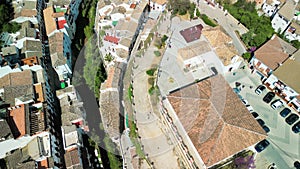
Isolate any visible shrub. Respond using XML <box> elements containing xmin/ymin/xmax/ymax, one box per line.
<box><xmin>154</xmin><ymin>50</ymin><xmax>161</xmax><ymax>57</ymax></box>
<box><xmin>196</xmin><ymin>8</ymin><xmax>200</xmax><ymax>17</ymax></box>
<box><xmin>242</xmin><ymin>52</ymin><xmax>252</xmax><ymax>61</ymax></box>
<box><xmin>200</xmin><ymin>14</ymin><xmax>217</xmax><ymax>27</ymax></box>
<box><xmin>128</xmin><ymin>84</ymin><xmax>133</xmax><ymax>103</ymax></box>
<box><xmin>146</xmin><ymin>68</ymin><xmax>157</xmax><ymax>76</ymax></box>
<box><xmin>161</xmin><ymin>35</ymin><xmax>168</xmax><ymax>43</ymax></box>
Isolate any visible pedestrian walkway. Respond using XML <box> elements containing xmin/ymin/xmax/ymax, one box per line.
<box><xmin>131</xmin><ymin>11</ymin><xmax>181</xmax><ymax>169</ymax></box>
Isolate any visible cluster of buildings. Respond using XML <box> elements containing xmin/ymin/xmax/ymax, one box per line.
<box><xmin>259</xmin><ymin>0</ymin><xmax>300</xmax><ymax>41</ymax></box>
<box><xmin>250</xmin><ymin>34</ymin><xmax>300</xmax><ymax>112</ymax></box>
<box><xmin>151</xmin><ymin>15</ymin><xmax>266</xmax><ymax>167</ymax></box>
<box><xmin>152</xmin><ymin>0</ymin><xmax>300</xmax><ymax>168</ymax></box>
<box><xmin>96</xmin><ymin>0</ymin><xmax>150</xmax><ymax>144</ymax></box>
<box><xmin>0</xmin><ymin>0</ymin><xmax>96</xmax><ymax>168</ymax></box>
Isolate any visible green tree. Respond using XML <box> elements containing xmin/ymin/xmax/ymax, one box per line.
<box><xmin>242</xmin><ymin>52</ymin><xmax>252</xmax><ymax>61</ymax></box>
<box><xmin>196</xmin><ymin>8</ymin><xmax>200</xmax><ymax>17</ymax></box>
<box><xmin>291</xmin><ymin>40</ymin><xmax>300</xmax><ymax>49</ymax></box>
<box><xmin>252</xmin><ymin>33</ymin><xmax>267</xmax><ymax>47</ymax></box>
<box><xmin>241</xmin><ymin>29</ymin><xmax>254</xmax><ymax>45</ymax></box>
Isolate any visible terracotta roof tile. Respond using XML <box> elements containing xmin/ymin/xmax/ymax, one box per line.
<box><xmin>38</xmin><ymin>158</ymin><xmax>49</xmax><ymax>168</ymax></box>
<box><xmin>34</xmin><ymin>83</ymin><xmax>44</xmax><ymax>103</ymax></box>
<box><xmin>254</xmin><ymin>35</ymin><xmax>296</xmax><ymax>70</ymax></box>
<box><xmin>8</xmin><ymin>104</ymin><xmax>29</xmax><ymax>138</ymax></box>
<box><xmin>167</xmin><ymin>75</ymin><xmax>267</xmax><ymax>167</ymax></box>
<box><xmin>152</xmin><ymin>0</ymin><xmax>168</xmax><ymax>5</ymax></box>
<box><xmin>43</xmin><ymin>6</ymin><xmax>57</xmax><ymax>36</ymax></box>
<box><xmin>0</xmin><ymin>70</ymin><xmax>33</xmax><ymax>88</ymax></box>
<box><xmin>178</xmin><ymin>41</ymin><xmax>211</xmax><ymax>61</ymax></box>
<box><xmin>64</xmin><ymin>147</ymin><xmax>82</xmax><ymax>168</ymax></box>
<box><xmin>202</xmin><ymin>27</ymin><xmax>238</xmax><ymax>66</ymax></box>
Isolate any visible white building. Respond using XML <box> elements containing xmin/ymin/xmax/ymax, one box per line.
<box><xmin>150</xmin><ymin>0</ymin><xmax>167</xmax><ymax>12</ymax></box>
<box><xmin>271</xmin><ymin>0</ymin><xmax>297</xmax><ymax>33</ymax></box>
<box><xmin>265</xmin><ymin>50</ymin><xmax>300</xmax><ymax>112</ymax></box>
<box><xmin>261</xmin><ymin>0</ymin><xmax>280</xmax><ymax>17</ymax></box>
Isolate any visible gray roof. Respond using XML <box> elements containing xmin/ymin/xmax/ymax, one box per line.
<box><xmin>4</xmin><ymin>85</ymin><xmax>34</xmax><ymax>106</ymax></box>
<box><xmin>279</xmin><ymin>0</ymin><xmax>297</xmax><ymax>21</ymax></box>
<box><xmin>0</xmin><ymin>120</ymin><xmax>12</xmax><ymax>141</ymax></box>
<box><xmin>273</xmin><ymin>49</ymin><xmax>300</xmax><ymax>93</ymax></box>
<box><xmin>23</xmin><ymin>0</ymin><xmax>37</xmax><ymax>10</ymax></box>
<box><xmin>25</xmin><ymin>51</ymin><xmax>42</xmax><ymax>58</ymax></box>
<box><xmin>21</xmin><ymin>21</ymin><xmax>34</xmax><ymax>29</ymax></box>
<box><xmin>19</xmin><ymin>27</ymin><xmax>36</xmax><ymax>39</ymax></box>
<box><xmin>21</xmin><ymin>40</ymin><xmax>42</xmax><ymax>54</ymax></box>
<box><xmin>1</xmin><ymin>46</ymin><xmax>18</xmax><ymax>56</ymax></box>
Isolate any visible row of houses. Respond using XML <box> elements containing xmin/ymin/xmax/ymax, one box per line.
<box><xmin>259</xmin><ymin>0</ymin><xmax>300</xmax><ymax>41</ymax></box>
<box><xmin>250</xmin><ymin>34</ymin><xmax>300</xmax><ymax>112</ymax></box>
<box><xmin>0</xmin><ymin>0</ymin><xmax>92</xmax><ymax>168</ymax></box>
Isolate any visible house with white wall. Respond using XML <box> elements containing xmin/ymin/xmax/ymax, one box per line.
<box><xmin>150</xmin><ymin>0</ymin><xmax>167</xmax><ymax>12</ymax></box>
<box><xmin>250</xmin><ymin>34</ymin><xmax>297</xmax><ymax>80</ymax></box>
<box><xmin>271</xmin><ymin>0</ymin><xmax>297</xmax><ymax>33</ymax></box>
<box><xmin>264</xmin><ymin>49</ymin><xmax>300</xmax><ymax>112</ymax></box>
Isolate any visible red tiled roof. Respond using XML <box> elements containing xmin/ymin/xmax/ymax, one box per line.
<box><xmin>254</xmin><ymin>35</ymin><xmax>296</xmax><ymax>70</ymax></box>
<box><xmin>130</xmin><ymin>3</ymin><xmax>136</xmax><ymax>8</ymax></box>
<box><xmin>104</xmin><ymin>36</ymin><xmax>119</xmax><ymax>44</ymax></box>
<box><xmin>64</xmin><ymin>147</ymin><xmax>81</xmax><ymax>168</ymax></box>
<box><xmin>167</xmin><ymin>75</ymin><xmax>267</xmax><ymax>167</ymax></box>
<box><xmin>22</xmin><ymin>56</ymin><xmax>39</xmax><ymax>66</ymax></box>
<box><xmin>8</xmin><ymin>104</ymin><xmax>28</xmax><ymax>138</ymax></box>
<box><xmin>38</xmin><ymin>158</ymin><xmax>48</xmax><ymax>169</ymax></box>
<box><xmin>58</xmin><ymin>19</ymin><xmax>67</xmax><ymax>29</ymax></box>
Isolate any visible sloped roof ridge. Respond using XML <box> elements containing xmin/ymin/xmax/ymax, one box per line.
<box><xmin>224</xmin><ymin>121</ymin><xmax>267</xmax><ymax>137</ymax></box>
<box><xmin>206</xmin><ymin>122</ymin><xmax>225</xmax><ymax>165</ymax></box>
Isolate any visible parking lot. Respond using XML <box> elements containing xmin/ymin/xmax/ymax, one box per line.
<box><xmin>224</xmin><ymin>64</ymin><xmax>300</xmax><ymax>169</ymax></box>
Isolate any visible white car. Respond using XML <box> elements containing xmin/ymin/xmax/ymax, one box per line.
<box><xmin>271</xmin><ymin>99</ymin><xmax>284</xmax><ymax>110</ymax></box>
<box><xmin>246</xmin><ymin>105</ymin><xmax>254</xmax><ymax>112</ymax></box>
<box><xmin>255</xmin><ymin>85</ymin><xmax>266</xmax><ymax>95</ymax></box>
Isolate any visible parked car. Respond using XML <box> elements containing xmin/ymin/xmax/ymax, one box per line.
<box><xmin>271</xmin><ymin>99</ymin><xmax>284</xmax><ymax>110</ymax></box>
<box><xmin>257</xmin><ymin>119</ymin><xmax>265</xmax><ymax>126</ymax></box>
<box><xmin>262</xmin><ymin>125</ymin><xmax>270</xmax><ymax>133</ymax></box>
<box><xmin>280</xmin><ymin>108</ymin><xmax>291</xmax><ymax>117</ymax></box>
<box><xmin>292</xmin><ymin>121</ymin><xmax>300</xmax><ymax>134</ymax></box>
<box><xmin>294</xmin><ymin>161</ymin><xmax>300</xmax><ymax>169</ymax></box>
<box><xmin>251</xmin><ymin>112</ymin><xmax>259</xmax><ymax>118</ymax></box>
<box><xmin>241</xmin><ymin>99</ymin><xmax>249</xmax><ymax>105</ymax></box>
<box><xmin>255</xmin><ymin>85</ymin><xmax>266</xmax><ymax>95</ymax></box>
<box><xmin>268</xmin><ymin>163</ymin><xmax>277</xmax><ymax>169</ymax></box>
<box><xmin>285</xmin><ymin>114</ymin><xmax>299</xmax><ymax>125</ymax></box>
<box><xmin>246</xmin><ymin>105</ymin><xmax>254</xmax><ymax>112</ymax></box>
<box><xmin>233</xmin><ymin>88</ymin><xmax>240</xmax><ymax>94</ymax></box>
<box><xmin>255</xmin><ymin>139</ymin><xmax>270</xmax><ymax>152</ymax></box>
<box><xmin>263</xmin><ymin>92</ymin><xmax>275</xmax><ymax>103</ymax></box>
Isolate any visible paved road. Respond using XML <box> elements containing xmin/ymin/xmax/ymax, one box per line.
<box><xmin>194</xmin><ymin>0</ymin><xmax>248</xmax><ymax>55</ymax></box>
<box><xmin>131</xmin><ymin>12</ymin><xmax>181</xmax><ymax>169</ymax></box>
<box><xmin>224</xmin><ymin>64</ymin><xmax>300</xmax><ymax>169</ymax></box>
